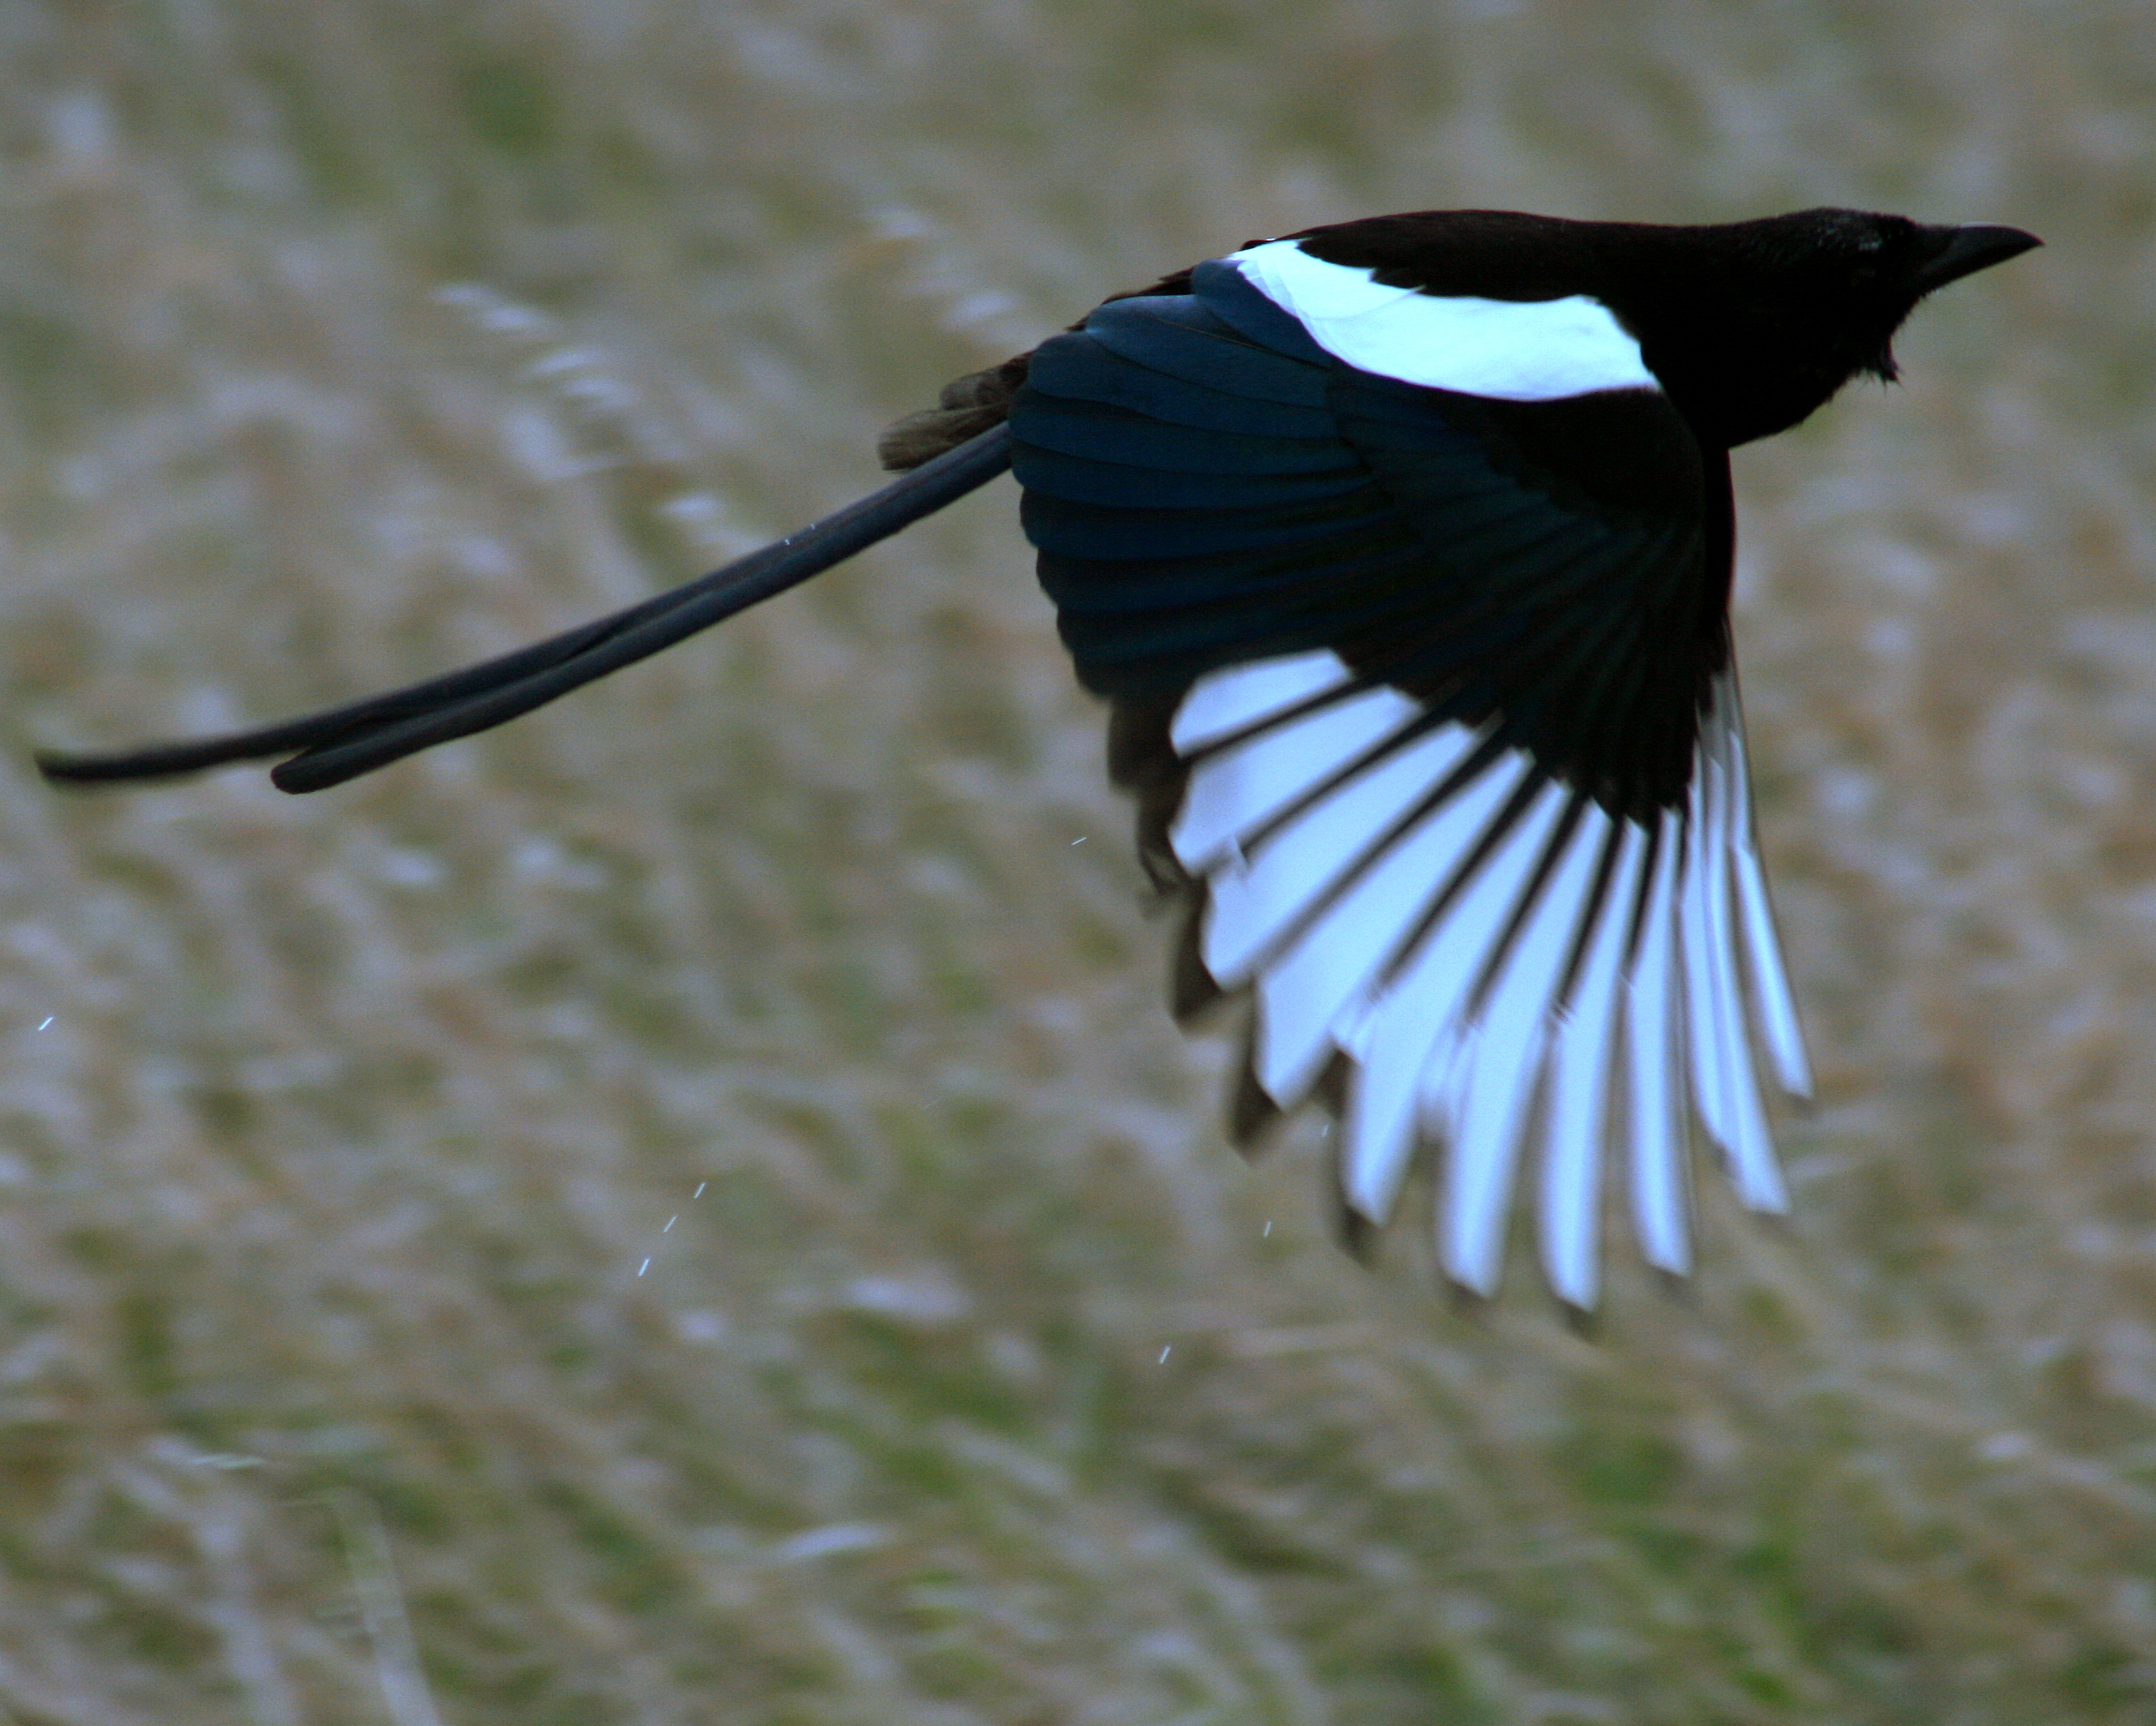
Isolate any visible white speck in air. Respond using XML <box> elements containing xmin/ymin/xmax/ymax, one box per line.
<box><xmin>36</xmin><ymin>1017</ymin><xmax>53</xmax><ymax>1031</ymax></box>
<box><xmin>693</xmin><ymin>1181</ymin><xmax>707</xmax><ymax>1198</ymax></box>
<box><xmin>638</xmin><ymin>1258</ymin><xmax>651</xmax><ymax>1277</ymax></box>
<box><xmin>1263</xmin><ymin>1220</ymin><xmax>1272</xmax><ymax>1237</ymax></box>
<box><xmin>1159</xmin><ymin>1346</ymin><xmax>1171</xmax><ymax>1365</ymax></box>
<box><xmin>1071</xmin><ymin>837</ymin><xmax>1086</xmax><ymax>845</ymax></box>
<box><xmin>664</xmin><ymin>1216</ymin><xmax>677</xmax><ymax>1233</ymax></box>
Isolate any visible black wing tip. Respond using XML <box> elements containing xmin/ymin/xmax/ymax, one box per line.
<box><xmin>1168</xmin><ymin>899</ymin><xmax>1224</xmax><ymax>1023</ymax></box>
<box><xmin>1334</xmin><ymin>1202</ymin><xmax>1380</xmax><ymax>1265</ymax></box>
<box><xmin>1225</xmin><ymin>1051</ymin><xmax>1283</xmax><ymax>1156</ymax></box>
<box><xmin>1443</xmin><ymin>1278</ymin><xmax>1493</xmax><ymax>1321</ymax></box>
<box><xmin>1650</xmin><ymin>1265</ymin><xmax>1698</xmax><ymax>1306</ymax></box>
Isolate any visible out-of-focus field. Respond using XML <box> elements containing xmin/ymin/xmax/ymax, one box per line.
<box><xmin>0</xmin><ymin>2</ymin><xmax>2145</xmax><ymax>1720</ymax></box>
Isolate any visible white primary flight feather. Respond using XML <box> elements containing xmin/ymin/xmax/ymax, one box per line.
<box><xmin>1168</xmin><ymin>652</ymin><xmax>1807</xmax><ymax>1300</ymax></box>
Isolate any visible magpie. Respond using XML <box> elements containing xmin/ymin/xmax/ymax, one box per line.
<box><xmin>36</xmin><ymin>207</ymin><xmax>2039</xmax><ymax>1307</ymax></box>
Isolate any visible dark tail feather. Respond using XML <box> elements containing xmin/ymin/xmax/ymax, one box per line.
<box><xmin>36</xmin><ymin>425</ymin><xmax>1014</xmax><ymax>795</ymax></box>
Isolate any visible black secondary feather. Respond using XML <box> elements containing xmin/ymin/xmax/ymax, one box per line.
<box><xmin>34</xmin><ymin>206</ymin><xmax>2038</xmax><ymax>1305</ymax></box>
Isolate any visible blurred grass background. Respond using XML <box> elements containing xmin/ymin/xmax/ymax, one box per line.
<box><xmin>0</xmin><ymin>0</ymin><xmax>2145</xmax><ymax>1720</ymax></box>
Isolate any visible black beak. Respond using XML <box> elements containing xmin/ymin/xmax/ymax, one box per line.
<box><xmin>1910</xmin><ymin>223</ymin><xmax>2042</xmax><ymax>295</ymax></box>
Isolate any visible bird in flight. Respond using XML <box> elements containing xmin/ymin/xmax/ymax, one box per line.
<box><xmin>37</xmin><ymin>207</ymin><xmax>2039</xmax><ymax>1308</ymax></box>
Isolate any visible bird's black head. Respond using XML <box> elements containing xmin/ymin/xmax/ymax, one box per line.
<box><xmin>1286</xmin><ymin>205</ymin><xmax>2039</xmax><ymax>451</ymax></box>
<box><xmin>1623</xmin><ymin>207</ymin><xmax>2041</xmax><ymax>448</ymax></box>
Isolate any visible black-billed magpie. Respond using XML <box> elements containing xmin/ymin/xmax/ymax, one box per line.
<box><xmin>37</xmin><ymin>207</ymin><xmax>2039</xmax><ymax>1306</ymax></box>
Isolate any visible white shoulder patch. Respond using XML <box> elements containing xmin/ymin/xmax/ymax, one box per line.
<box><xmin>1165</xmin><ymin>652</ymin><xmax>1808</xmax><ymax>1306</ymax></box>
<box><xmin>1227</xmin><ymin>239</ymin><xmax>1659</xmax><ymax>402</ymax></box>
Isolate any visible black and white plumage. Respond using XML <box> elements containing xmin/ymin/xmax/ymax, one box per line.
<box><xmin>36</xmin><ymin>207</ymin><xmax>2039</xmax><ymax>1307</ymax></box>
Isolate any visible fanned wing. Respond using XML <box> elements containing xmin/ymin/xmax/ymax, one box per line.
<box><xmin>1010</xmin><ymin>258</ymin><xmax>1811</xmax><ymax>1304</ymax></box>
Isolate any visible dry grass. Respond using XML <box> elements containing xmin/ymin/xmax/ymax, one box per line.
<box><xmin>0</xmin><ymin>1</ymin><xmax>2149</xmax><ymax>1720</ymax></box>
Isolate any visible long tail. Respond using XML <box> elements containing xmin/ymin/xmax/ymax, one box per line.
<box><xmin>36</xmin><ymin>425</ymin><xmax>1014</xmax><ymax>795</ymax></box>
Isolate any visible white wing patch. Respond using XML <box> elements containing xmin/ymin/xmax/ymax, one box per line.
<box><xmin>1227</xmin><ymin>240</ymin><xmax>1659</xmax><ymax>402</ymax></box>
<box><xmin>1168</xmin><ymin>652</ymin><xmax>1810</xmax><ymax>1303</ymax></box>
